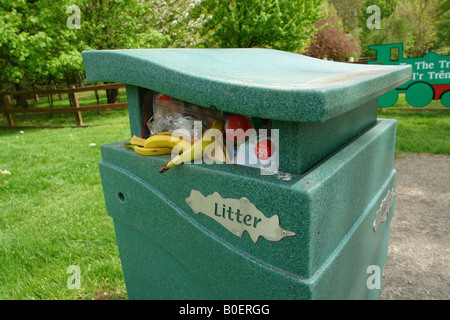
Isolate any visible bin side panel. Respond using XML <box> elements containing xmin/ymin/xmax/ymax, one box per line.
<box><xmin>99</xmin><ymin>119</ymin><xmax>397</xmax><ymax>280</ymax></box>
<box><xmin>273</xmin><ymin>99</ymin><xmax>378</xmax><ymax>175</ymax></box>
<box><xmin>304</xmin><ymin>118</ymin><xmax>397</xmax><ymax>275</ymax></box>
<box><xmin>113</xmin><ymin>221</ymin><xmax>219</xmax><ymax>299</ymax></box>
<box><xmin>100</xmin><ymin>161</ymin><xmax>396</xmax><ymax>299</ymax></box>
<box><xmin>99</xmin><ymin>148</ymin><xmax>312</xmax><ymax>277</ymax></box>
<box><xmin>311</xmin><ymin>169</ymin><xmax>396</xmax><ymax>299</ymax></box>
<box><xmin>99</xmin><ymin>162</ymin><xmax>311</xmax><ymax>299</ymax></box>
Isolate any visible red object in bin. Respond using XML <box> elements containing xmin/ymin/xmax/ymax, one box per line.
<box><xmin>255</xmin><ymin>139</ymin><xmax>275</xmax><ymax>160</ymax></box>
<box><xmin>225</xmin><ymin>115</ymin><xmax>252</xmax><ymax>142</ymax></box>
<box><xmin>158</xmin><ymin>94</ymin><xmax>175</xmax><ymax>101</ymax></box>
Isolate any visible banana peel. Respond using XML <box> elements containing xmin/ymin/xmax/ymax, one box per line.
<box><xmin>124</xmin><ymin>135</ymin><xmax>147</xmax><ymax>149</ymax></box>
<box><xmin>125</xmin><ymin>125</ymin><xmax>227</xmax><ymax>171</ymax></box>
<box><xmin>159</xmin><ymin>120</ymin><xmax>225</xmax><ymax>173</ymax></box>
<box><xmin>133</xmin><ymin>145</ymin><xmax>173</xmax><ymax>156</ymax></box>
<box><xmin>203</xmin><ymin>140</ymin><xmax>227</xmax><ymax>163</ymax></box>
<box><xmin>144</xmin><ymin>133</ymin><xmax>193</xmax><ymax>150</ymax></box>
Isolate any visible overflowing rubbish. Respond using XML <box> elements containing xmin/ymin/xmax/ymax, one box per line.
<box><xmin>147</xmin><ymin>93</ymin><xmax>226</xmax><ymax>139</ymax></box>
<box><xmin>124</xmin><ymin>92</ymin><xmax>278</xmax><ymax>173</ymax></box>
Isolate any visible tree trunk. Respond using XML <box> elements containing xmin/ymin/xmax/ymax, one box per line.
<box><xmin>50</xmin><ymin>81</ymin><xmax>63</xmax><ymax>100</ymax></box>
<box><xmin>31</xmin><ymin>81</ymin><xmax>39</xmax><ymax>102</ymax></box>
<box><xmin>106</xmin><ymin>88</ymin><xmax>120</xmax><ymax>104</ymax></box>
<box><xmin>95</xmin><ymin>90</ymin><xmax>101</xmax><ymax>114</ymax></box>
<box><xmin>14</xmin><ymin>83</ymin><xmax>29</xmax><ymax>108</ymax></box>
<box><xmin>47</xmin><ymin>93</ymin><xmax>54</xmax><ymax>119</ymax></box>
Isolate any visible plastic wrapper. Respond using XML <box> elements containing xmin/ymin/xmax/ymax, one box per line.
<box><xmin>147</xmin><ymin>93</ymin><xmax>225</xmax><ymax>139</ymax></box>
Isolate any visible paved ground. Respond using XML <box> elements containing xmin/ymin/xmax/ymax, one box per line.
<box><xmin>381</xmin><ymin>153</ymin><xmax>449</xmax><ymax>300</ymax></box>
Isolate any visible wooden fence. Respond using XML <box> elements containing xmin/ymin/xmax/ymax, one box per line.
<box><xmin>0</xmin><ymin>83</ymin><xmax>127</xmax><ymax>129</ymax></box>
<box><xmin>1</xmin><ymin>81</ymin><xmax>447</xmax><ymax>130</ymax></box>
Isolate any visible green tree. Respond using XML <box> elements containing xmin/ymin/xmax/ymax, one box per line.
<box><xmin>435</xmin><ymin>0</ymin><xmax>450</xmax><ymax>50</ymax></box>
<box><xmin>361</xmin><ymin>10</ymin><xmax>413</xmax><ymax>58</ymax></box>
<box><xmin>76</xmin><ymin>0</ymin><xmax>169</xmax><ymax>51</ymax></box>
<box><xmin>75</xmin><ymin>0</ymin><xmax>171</xmax><ymax>102</ymax></box>
<box><xmin>358</xmin><ymin>0</ymin><xmax>443</xmax><ymax>58</ymax></box>
<box><xmin>398</xmin><ymin>0</ymin><xmax>441</xmax><ymax>57</ymax></box>
<box><xmin>0</xmin><ymin>0</ymin><xmax>76</xmax><ymax>106</ymax></box>
<box><xmin>0</xmin><ymin>0</ymin><xmax>171</xmax><ymax>105</ymax></box>
<box><xmin>329</xmin><ymin>0</ymin><xmax>364</xmax><ymax>33</ymax></box>
<box><xmin>305</xmin><ymin>5</ymin><xmax>361</xmax><ymax>61</ymax></box>
<box><xmin>358</xmin><ymin>0</ymin><xmax>402</xmax><ymax>57</ymax></box>
<box><xmin>191</xmin><ymin>0</ymin><xmax>324</xmax><ymax>52</ymax></box>
<box><xmin>0</xmin><ymin>3</ymin><xmax>31</xmax><ymax>90</ymax></box>
<box><xmin>151</xmin><ymin>0</ymin><xmax>212</xmax><ymax>48</ymax></box>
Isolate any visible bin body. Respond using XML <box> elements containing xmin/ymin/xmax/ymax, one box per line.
<box><xmin>82</xmin><ymin>49</ymin><xmax>411</xmax><ymax>299</ymax></box>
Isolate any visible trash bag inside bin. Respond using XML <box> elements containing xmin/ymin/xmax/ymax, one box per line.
<box><xmin>147</xmin><ymin>93</ymin><xmax>226</xmax><ymax>139</ymax></box>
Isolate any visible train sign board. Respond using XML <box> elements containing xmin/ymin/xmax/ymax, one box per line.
<box><xmin>368</xmin><ymin>43</ymin><xmax>450</xmax><ymax>108</ymax></box>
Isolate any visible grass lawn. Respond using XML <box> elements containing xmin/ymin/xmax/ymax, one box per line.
<box><xmin>0</xmin><ymin>122</ymin><xmax>131</xmax><ymax>299</ymax></box>
<box><xmin>0</xmin><ymin>87</ymin><xmax>129</xmax><ymax>128</ymax></box>
<box><xmin>0</xmin><ymin>90</ymin><xmax>448</xmax><ymax>299</ymax></box>
<box><xmin>378</xmin><ymin>94</ymin><xmax>450</xmax><ymax>156</ymax></box>
<box><xmin>1</xmin><ymin>89</ymin><xmax>131</xmax><ymax>299</ymax></box>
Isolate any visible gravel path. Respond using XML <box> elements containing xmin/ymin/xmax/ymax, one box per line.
<box><xmin>381</xmin><ymin>153</ymin><xmax>450</xmax><ymax>300</ymax></box>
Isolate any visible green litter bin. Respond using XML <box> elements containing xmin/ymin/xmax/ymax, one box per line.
<box><xmin>82</xmin><ymin>48</ymin><xmax>411</xmax><ymax>299</ymax></box>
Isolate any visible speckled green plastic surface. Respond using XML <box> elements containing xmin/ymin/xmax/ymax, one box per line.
<box><xmin>99</xmin><ymin>119</ymin><xmax>396</xmax><ymax>299</ymax></box>
<box><xmin>82</xmin><ymin>48</ymin><xmax>411</xmax><ymax>122</ymax></box>
<box><xmin>83</xmin><ymin>48</ymin><xmax>410</xmax><ymax>174</ymax></box>
<box><xmin>82</xmin><ymin>48</ymin><xmax>404</xmax><ymax>299</ymax></box>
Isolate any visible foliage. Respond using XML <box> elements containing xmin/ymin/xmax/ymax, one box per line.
<box><xmin>191</xmin><ymin>0</ymin><xmax>324</xmax><ymax>52</ymax></box>
<box><xmin>435</xmin><ymin>0</ymin><xmax>450</xmax><ymax>50</ymax></box>
<box><xmin>397</xmin><ymin>0</ymin><xmax>441</xmax><ymax>57</ymax></box>
<box><xmin>361</xmin><ymin>10</ymin><xmax>413</xmax><ymax>58</ymax></box>
<box><xmin>1</xmin><ymin>0</ymin><xmax>447</xmax><ymax>92</ymax></box>
<box><xmin>151</xmin><ymin>0</ymin><xmax>210</xmax><ymax>48</ymax></box>
<box><xmin>329</xmin><ymin>0</ymin><xmax>364</xmax><ymax>33</ymax></box>
<box><xmin>358</xmin><ymin>0</ymin><xmax>403</xmax><ymax>57</ymax></box>
<box><xmin>0</xmin><ymin>1</ymin><xmax>54</xmax><ymax>88</ymax></box>
<box><xmin>0</xmin><ymin>1</ymin><xmax>85</xmax><ymax>90</ymax></box>
<box><xmin>76</xmin><ymin>0</ymin><xmax>170</xmax><ymax>50</ymax></box>
<box><xmin>47</xmin><ymin>50</ymin><xmax>85</xmax><ymax>87</ymax></box>
<box><xmin>0</xmin><ymin>0</ymin><xmax>171</xmax><ymax>92</ymax></box>
<box><xmin>1</xmin><ymin>0</ymin><xmax>327</xmax><ymax>92</ymax></box>
<box><xmin>304</xmin><ymin>5</ymin><xmax>361</xmax><ymax>61</ymax></box>
<box><xmin>357</xmin><ymin>0</ymin><xmax>443</xmax><ymax>58</ymax></box>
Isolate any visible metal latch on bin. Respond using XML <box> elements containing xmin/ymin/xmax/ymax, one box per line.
<box><xmin>185</xmin><ymin>190</ymin><xmax>295</xmax><ymax>243</ymax></box>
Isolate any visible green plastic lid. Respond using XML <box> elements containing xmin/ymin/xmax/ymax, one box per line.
<box><xmin>82</xmin><ymin>48</ymin><xmax>411</xmax><ymax>122</ymax></box>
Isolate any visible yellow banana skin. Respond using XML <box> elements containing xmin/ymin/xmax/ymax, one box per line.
<box><xmin>124</xmin><ymin>135</ymin><xmax>147</xmax><ymax>148</ymax></box>
<box><xmin>203</xmin><ymin>140</ymin><xmax>227</xmax><ymax>163</ymax></box>
<box><xmin>133</xmin><ymin>145</ymin><xmax>173</xmax><ymax>156</ymax></box>
<box><xmin>125</xmin><ymin>132</ymin><xmax>194</xmax><ymax>159</ymax></box>
<box><xmin>159</xmin><ymin>120</ymin><xmax>225</xmax><ymax>173</ymax></box>
<box><xmin>144</xmin><ymin>133</ymin><xmax>193</xmax><ymax>151</ymax></box>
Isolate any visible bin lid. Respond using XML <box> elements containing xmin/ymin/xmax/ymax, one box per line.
<box><xmin>82</xmin><ymin>48</ymin><xmax>411</xmax><ymax>122</ymax></box>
